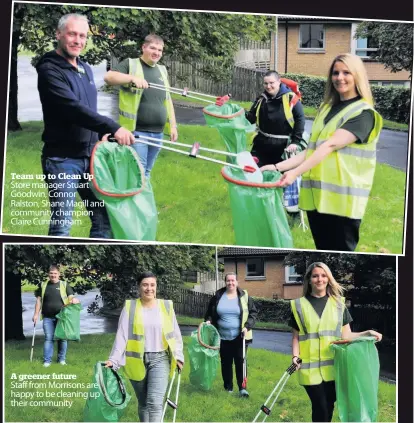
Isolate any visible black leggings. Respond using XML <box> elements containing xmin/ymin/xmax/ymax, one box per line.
<box><xmin>307</xmin><ymin>210</ymin><xmax>361</xmax><ymax>252</ymax></box>
<box><xmin>304</xmin><ymin>381</ymin><xmax>337</xmax><ymax>422</ymax></box>
<box><xmin>219</xmin><ymin>335</ymin><xmax>248</xmax><ymax>391</ymax></box>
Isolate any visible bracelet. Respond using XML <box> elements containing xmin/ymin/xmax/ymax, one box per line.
<box><xmin>274</xmin><ymin>164</ymin><xmax>278</xmax><ymax>171</ymax></box>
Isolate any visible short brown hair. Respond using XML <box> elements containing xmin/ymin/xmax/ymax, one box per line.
<box><xmin>143</xmin><ymin>34</ymin><xmax>164</xmax><ymax>46</ymax></box>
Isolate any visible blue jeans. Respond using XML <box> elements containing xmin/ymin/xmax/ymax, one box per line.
<box><xmin>43</xmin><ymin>317</ymin><xmax>67</xmax><ymax>364</ymax></box>
<box><xmin>130</xmin><ymin>351</ymin><xmax>170</xmax><ymax>422</ymax></box>
<box><xmin>132</xmin><ymin>131</ymin><xmax>164</xmax><ymax>179</ymax></box>
<box><xmin>42</xmin><ymin>156</ymin><xmax>111</xmax><ymax>238</ymax></box>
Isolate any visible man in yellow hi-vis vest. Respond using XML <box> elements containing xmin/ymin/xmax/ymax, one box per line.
<box><xmin>104</xmin><ymin>34</ymin><xmax>178</xmax><ymax>179</ymax></box>
<box><xmin>245</xmin><ymin>70</ymin><xmax>306</xmax><ymax>167</ymax></box>
<box><xmin>33</xmin><ymin>265</ymin><xmax>80</xmax><ymax>367</ymax></box>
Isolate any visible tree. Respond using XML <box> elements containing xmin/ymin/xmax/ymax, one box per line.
<box><xmin>5</xmin><ymin>244</ymin><xmax>216</xmax><ymax>340</ymax></box>
<box><xmin>284</xmin><ymin>252</ymin><xmax>396</xmax><ymax>309</ymax></box>
<box><xmin>355</xmin><ymin>22</ymin><xmax>413</xmax><ymax>75</ymax></box>
<box><xmin>9</xmin><ymin>3</ymin><xmax>274</xmax><ymax>131</ymax></box>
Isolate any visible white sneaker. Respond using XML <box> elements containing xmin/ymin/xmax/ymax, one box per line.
<box><xmin>59</xmin><ymin>361</ymin><xmax>66</xmax><ymax>365</ymax></box>
<box><xmin>43</xmin><ymin>362</ymin><xmax>51</xmax><ymax>368</ymax></box>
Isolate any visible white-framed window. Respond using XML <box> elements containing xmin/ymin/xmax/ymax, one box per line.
<box><xmin>299</xmin><ymin>24</ymin><xmax>325</xmax><ymax>50</ymax></box>
<box><xmin>285</xmin><ymin>266</ymin><xmax>302</xmax><ymax>283</ymax></box>
<box><xmin>351</xmin><ymin>23</ymin><xmax>378</xmax><ymax>59</ymax></box>
<box><xmin>246</xmin><ymin>258</ymin><xmax>265</xmax><ymax>277</ymax></box>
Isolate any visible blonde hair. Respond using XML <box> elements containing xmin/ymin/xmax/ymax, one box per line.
<box><xmin>302</xmin><ymin>262</ymin><xmax>345</xmax><ymax>299</ymax></box>
<box><xmin>323</xmin><ymin>53</ymin><xmax>373</xmax><ymax>106</ymax></box>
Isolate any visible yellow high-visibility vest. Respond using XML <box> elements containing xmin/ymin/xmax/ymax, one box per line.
<box><xmin>299</xmin><ymin>100</ymin><xmax>383</xmax><ymax>219</ymax></box>
<box><xmin>124</xmin><ymin>299</ymin><xmax>177</xmax><ymax>381</ymax></box>
<box><xmin>118</xmin><ymin>58</ymin><xmax>173</xmax><ymax>134</ymax></box>
<box><xmin>40</xmin><ymin>281</ymin><xmax>70</xmax><ymax>320</ymax></box>
<box><xmin>255</xmin><ymin>92</ymin><xmax>297</xmax><ymax>129</ymax></box>
<box><xmin>240</xmin><ymin>290</ymin><xmax>252</xmax><ymax>341</ymax></box>
<box><xmin>291</xmin><ymin>296</ymin><xmax>345</xmax><ymax>385</ymax></box>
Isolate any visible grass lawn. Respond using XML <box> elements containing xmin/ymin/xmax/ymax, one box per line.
<box><xmin>2</xmin><ymin>122</ymin><xmax>406</xmax><ymax>253</ymax></box>
<box><xmin>5</xmin><ymin>334</ymin><xmax>396</xmax><ymax>422</ymax></box>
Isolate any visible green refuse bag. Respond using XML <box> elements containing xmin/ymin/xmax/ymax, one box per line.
<box><xmin>83</xmin><ymin>362</ymin><xmax>131</xmax><ymax>422</ymax></box>
<box><xmin>330</xmin><ymin>337</ymin><xmax>380</xmax><ymax>422</ymax></box>
<box><xmin>203</xmin><ymin>103</ymin><xmax>255</xmax><ymax>159</ymax></box>
<box><xmin>90</xmin><ymin>141</ymin><xmax>157</xmax><ymax>241</ymax></box>
<box><xmin>188</xmin><ymin>323</ymin><xmax>221</xmax><ymax>391</ymax></box>
<box><xmin>221</xmin><ymin>167</ymin><xmax>293</xmax><ymax>247</ymax></box>
<box><xmin>54</xmin><ymin>303</ymin><xmax>82</xmax><ymax>341</ymax></box>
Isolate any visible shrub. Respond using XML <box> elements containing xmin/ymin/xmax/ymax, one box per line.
<box><xmin>283</xmin><ymin>72</ymin><xmax>411</xmax><ymax>123</ymax></box>
<box><xmin>252</xmin><ymin>297</ymin><xmax>292</xmax><ymax>324</ymax></box>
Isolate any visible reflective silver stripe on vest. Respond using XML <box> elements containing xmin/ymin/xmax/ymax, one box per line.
<box><xmin>336</xmin><ymin>301</ymin><xmax>343</xmax><ymax>337</ymax></box>
<box><xmin>258</xmin><ymin>128</ymin><xmax>289</xmax><ymax>139</ymax></box>
<box><xmin>299</xmin><ymin>330</ymin><xmax>339</xmax><ymax>341</ymax></box>
<box><xmin>119</xmin><ymin>110</ymin><xmax>137</xmax><ymax>120</ymax></box>
<box><xmin>125</xmin><ymin>351</ymin><xmax>142</xmax><ymax>359</ymax></box>
<box><xmin>165</xmin><ymin>331</ymin><xmax>175</xmax><ymax>340</ymax></box>
<box><xmin>128</xmin><ymin>300</ymin><xmax>143</xmax><ymax>341</ymax></box>
<box><xmin>307</xmin><ymin>140</ymin><xmax>375</xmax><ymax>159</ymax></box>
<box><xmin>336</xmin><ymin>103</ymin><xmax>367</xmax><ymax>129</ymax></box>
<box><xmin>294</xmin><ymin>299</ymin><xmax>307</xmax><ymax>334</ymax></box>
<box><xmin>301</xmin><ymin>180</ymin><xmax>370</xmax><ymax>197</ymax></box>
<box><xmin>163</xmin><ymin>300</ymin><xmax>171</xmax><ymax>314</ymax></box>
<box><xmin>300</xmin><ymin>359</ymin><xmax>334</xmax><ymax>369</ymax></box>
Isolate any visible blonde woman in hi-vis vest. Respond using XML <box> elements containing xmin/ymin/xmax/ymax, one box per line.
<box><xmin>261</xmin><ymin>54</ymin><xmax>383</xmax><ymax>252</ymax></box>
<box><xmin>105</xmin><ymin>272</ymin><xmax>184</xmax><ymax>422</ymax></box>
<box><xmin>289</xmin><ymin>262</ymin><xmax>382</xmax><ymax>422</ymax></box>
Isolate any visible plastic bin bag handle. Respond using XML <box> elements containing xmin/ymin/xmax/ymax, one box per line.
<box><xmin>97</xmin><ymin>362</ymin><xmax>127</xmax><ymax>406</ymax></box>
<box><xmin>197</xmin><ymin>323</ymin><xmax>220</xmax><ymax>350</ymax></box>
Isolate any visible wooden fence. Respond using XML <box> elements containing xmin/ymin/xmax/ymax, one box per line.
<box><xmin>163</xmin><ymin>59</ymin><xmax>267</xmax><ymax>102</ymax></box>
<box><xmin>167</xmin><ymin>288</ymin><xmax>213</xmax><ymax>318</ymax></box>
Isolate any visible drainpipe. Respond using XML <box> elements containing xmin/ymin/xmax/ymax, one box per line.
<box><xmin>274</xmin><ymin>16</ymin><xmax>278</xmax><ymax>71</ymax></box>
<box><xmin>285</xmin><ymin>19</ymin><xmax>288</xmax><ymax>74</ymax></box>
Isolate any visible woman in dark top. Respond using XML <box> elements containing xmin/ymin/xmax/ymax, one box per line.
<box><xmin>261</xmin><ymin>54</ymin><xmax>383</xmax><ymax>251</ymax></box>
<box><xmin>204</xmin><ymin>272</ymin><xmax>257</xmax><ymax>397</ymax></box>
<box><xmin>290</xmin><ymin>262</ymin><xmax>382</xmax><ymax>422</ymax></box>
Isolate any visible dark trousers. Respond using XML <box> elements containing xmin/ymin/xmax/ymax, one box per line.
<box><xmin>304</xmin><ymin>381</ymin><xmax>336</xmax><ymax>422</ymax></box>
<box><xmin>307</xmin><ymin>210</ymin><xmax>361</xmax><ymax>252</ymax></box>
<box><xmin>220</xmin><ymin>336</ymin><xmax>248</xmax><ymax>391</ymax></box>
<box><xmin>251</xmin><ymin>134</ymin><xmax>287</xmax><ymax>167</ymax></box>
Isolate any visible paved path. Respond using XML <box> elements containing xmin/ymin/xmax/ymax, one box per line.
<box><xmin>17</xmin><ymin>57</ymin><xmax>409</xmax><ymax>171</ymax></box>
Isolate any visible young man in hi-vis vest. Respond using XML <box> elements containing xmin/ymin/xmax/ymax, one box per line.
<box><xmin>33</xmin><ymin>265</ymin><xmax>80</xmax><ymax>367</ymax></box>
<box><xmin>289</xmin><ymin>262</ymin><xmax>382</xmax><ymax>422</ymax></box>
<box><xmin>104</xmin><ymin>34</ymin><xmax>178</xmax><ymax>180</ymax></box>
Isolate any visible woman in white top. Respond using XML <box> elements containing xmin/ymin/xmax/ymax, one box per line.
<box><xmin>105</xmin><ymin>271</ymin><xmax>184</xmax><ymax>422</ymax></box>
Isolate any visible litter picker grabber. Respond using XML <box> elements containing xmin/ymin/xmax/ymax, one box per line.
<box><xmin>242</xmin><ymin>332</ymin><xmax>247</xmax><ymax>389</ymax></box>
<box><xmin>108</xmin><ymin>135</ymin><xmax>259</xmax><ymax>175</ymax></box>
<box><xmin>252</xmin><ymin>359</ymin><xmax>302</xmax><ymax>422</ymax></box>
<box><xmin>161</xmin><ymin>367</ymin><xmax>181</xmax><ymax>423</ymax></box>
<box><xmin>144</xmin><ymin>82</ymin><xmax>232</xmax><ymax>106</ymax></box>
<box><xmin>30</xmin><ymin>322</ymin><xmax>36</xmax><ymax>362</ymax></box>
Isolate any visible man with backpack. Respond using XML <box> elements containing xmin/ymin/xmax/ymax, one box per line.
<box><xmin>246</xmin><ymin>70</ymin><xmax>307</xmax><ymax>168</ymax></box>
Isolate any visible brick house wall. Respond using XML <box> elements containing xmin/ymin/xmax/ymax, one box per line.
<box><xmin>270</xmin><ymin>22</ymin><xmax>410</xmax><ymax>82</ymax></box>
<box><xmin>224</xmin><ymin>256</ymin><xmax>302</xmax><ymax>299</ymax></box>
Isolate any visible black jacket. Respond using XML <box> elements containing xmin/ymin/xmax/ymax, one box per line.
<box><xmin>245</xmin><ymin>83</ymin><xmax>305</xmax><ymax>145</ymax></box>
<box><xmin>204</xmin><ymin>287</ymin><xmax>258</xmax><ymax>342</ymax></box>
<box><xmin>36</xmin><ymin>51</ymin><xmax>120</xmax><ymax>158</ymax></box>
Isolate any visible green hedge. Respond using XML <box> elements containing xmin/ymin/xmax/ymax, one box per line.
<box><xmin>283</xmin><ymin>72</ymin><xmax>411</xmax><ymax>124</ymax></box>
<box><xmin>252</xmin><ymin>297</ymin><xmax>292</xmax><ymax>324</ymax></box>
